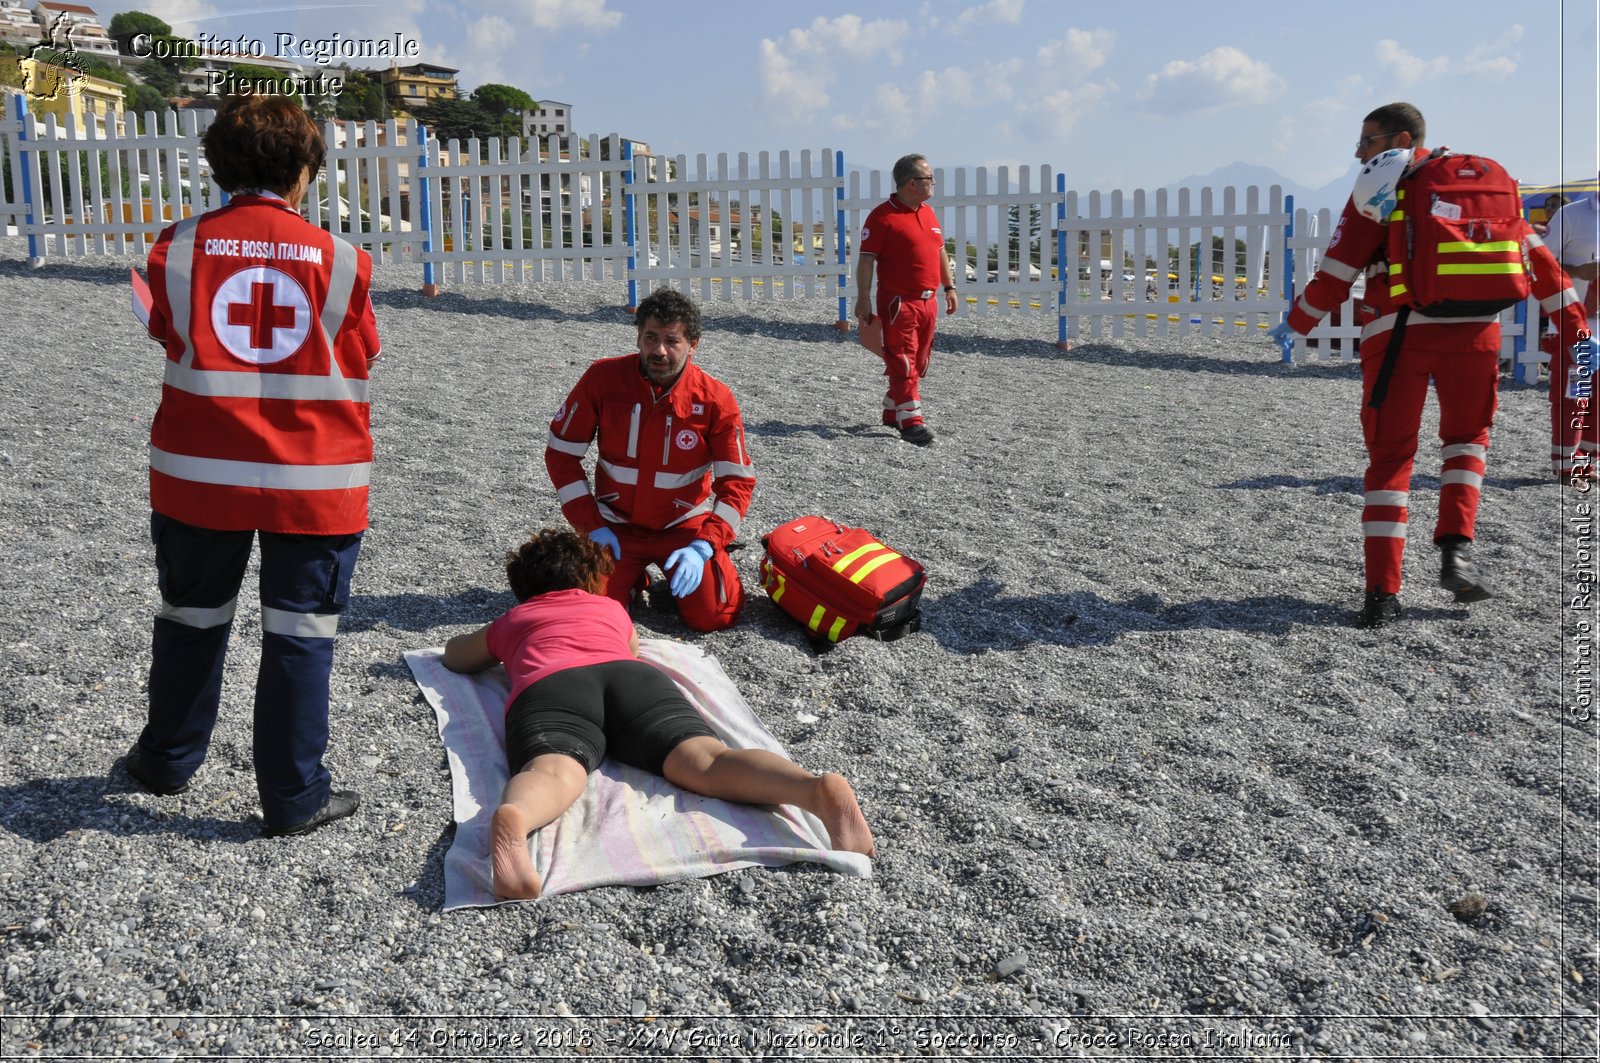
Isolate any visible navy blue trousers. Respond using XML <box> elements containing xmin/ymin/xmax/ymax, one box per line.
<box><xmin>139</xmin><ymin>513</ymin><xmax>363</xmax><ymax>829</ymax></box>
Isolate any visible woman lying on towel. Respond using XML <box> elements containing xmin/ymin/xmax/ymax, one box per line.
<box><xmin>443</xmin><ymin>528</ymin><xmax>875</xmax><ymax>900</ymax></box>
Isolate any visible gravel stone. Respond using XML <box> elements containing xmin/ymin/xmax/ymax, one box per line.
<box><xmin>0</xmin><ymin>238</ymin><xmax>1590</xmax><ymax>1058</ymax></box>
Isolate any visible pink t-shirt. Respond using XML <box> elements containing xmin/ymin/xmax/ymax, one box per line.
<box><xmin>485</xmin><ymin>588</ymin><xmax>634</xmax><ymax>707</ymax></box>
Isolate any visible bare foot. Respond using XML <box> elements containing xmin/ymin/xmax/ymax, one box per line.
<box><xmin>490</xmin><ymin>803</ymin><xmax>543</xmax><ymax>900</ymax></box>
<box><xmin>813</xmin><ymin>773</ymin><xmax>875</xmax><ymax>857</ymax></box>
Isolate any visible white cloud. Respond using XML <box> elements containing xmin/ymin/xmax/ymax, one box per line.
<box><xmin>780</xmin><ymin>14</ymin><xmax>908</xmax><ymax>61</ymax></box>
<box><xmin>916</xmin><ymin>66</ymin><xmax>976</xmax><ymax>110</ymax></box>
<box><xmin>133</xmin><ymin>0</ymin><xmax>219</xmax><ymax>30</ymax></box>
<box><xmin>1462</xmin><ymin>24</ymin><xmax>1522</xmax><ymax>78</ymax></box>
<box><xmin>1037</xmin><ymin>28</ymin><xmax>1112</xmax><ymax>72</ymax></box>
<box><xmin>980</xmin><ymin>57</ymin><xmax>1025</xmax><ymax>102</ymax></box>
<box><xmin>956</xmin><ymin>0</ymin><xmax>1026</xmax><ymax>27</ymax></box>
<box><xmin>873</xmin><ymin>83</ymin><xmax>913</xmax><ymax>127</ymax></box>
<box><xmin>509</xmin><ymin>0</ymin><xmax>623</xmax><ymax>32</ymax></box>
<box><xmin>1304</xmin><ymin>74</ymin><xmax>1369</xmax><ymax>124</ymax></box>
<box><xmin>1033</xmin><ymin>82</ymin><xmax>1110</xmax><ymax>137</ymax></box>
<box><xmin>759</xmin><ymin>16</ymin><xmax>909</xmax><ymax>125</ymax></box>
<box><xmin>1138</xmin><ymin>46</ymin><xmax>1282</xmax><ymax>115</ymax></box>
<box><xmin>467</xmin><ymin>15</ymin><xmax>515</xmax><ymax>56</ymax></box>
<box><xmin>1375</xmin><ymin>39</ymin><xmax>1450</xmax><ymax>85</ymax></box>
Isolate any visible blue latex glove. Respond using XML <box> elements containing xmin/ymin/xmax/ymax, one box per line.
<box><xmin>1266</xmin><ymin>319</ymin><xmax>1294</xmax><ymax>344</ymax></box>
<box><xmin>588</xmin><ymin>526</ymin><xmax>621</xmax><ymax>560</ymax></box>
<box><xmin>665</xmin><ymin>539</ymin><xmax>713</xmax><ymax>598</ymax></box>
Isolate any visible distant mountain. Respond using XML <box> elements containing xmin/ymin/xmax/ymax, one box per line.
<box><xmin>1163</xmin><ymin>162</ymin><xmax>1354</xmax><ymax>220</ymax></box>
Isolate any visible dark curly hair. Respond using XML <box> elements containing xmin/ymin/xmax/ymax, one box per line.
<box><xmin>634</xmin><ymin>288</ymin><xmax>701</xmax><ymax>343</ymax></box>
<box><xmin>505</xmin><ymin>528</ymin><xmax>615</xmax><ymax>602</ymax></box>
<box><xmin>202</xmin><ymin>95</ymin><xmax>326</xmax><ymax>195</ymax></box>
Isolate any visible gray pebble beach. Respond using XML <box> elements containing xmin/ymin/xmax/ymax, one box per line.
<box><xmin>0</xmin><ymin>234</ymin><xmax>1595</xmax><ymax>1059</ymax></box>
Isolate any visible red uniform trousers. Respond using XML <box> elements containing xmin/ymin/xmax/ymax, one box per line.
<box><xmin>1544</xmin><ymin>324</ymin><xmax>1599</xmax><ymax>481</ymax></box>
<box><xmin>877</xmin><ymin>293</ymin><xmax>937</xmax><ymax>428</ymax></box>
<box><xmin>602</xmin><ymin>523</ymin><xmax>744</xmax><ymax>632</ymax></box>
<box><xmin>1359</xmin><ymin>344</ymin><xmax>1499</xmax><ymax>595</ymax></box>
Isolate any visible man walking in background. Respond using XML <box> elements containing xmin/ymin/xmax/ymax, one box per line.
<box><xmin>855</xmin><ymin>153</ymin><xmax>958</xmax><ymax>447</ymax></box>
<box><xmin>1543</xmin><ymin>187</ymin><xmax>1599</xmax><ymax>481</ymax></box>
<box><xmin>1269</xmin><ymin>102</ymin><xmax>1587</xmax><ymax>628</ymax></box>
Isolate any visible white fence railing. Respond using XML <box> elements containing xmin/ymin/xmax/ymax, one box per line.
<box><xmin>0</xmin><ymin>91</ymin><xmax>1553</xmax><ymax>380</ymax></box>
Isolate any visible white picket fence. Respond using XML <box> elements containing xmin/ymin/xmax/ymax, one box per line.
<box><xmin>0</xmin><ymin>91</ymin><xmax>1551</xmax><ymax>379</ymax></box>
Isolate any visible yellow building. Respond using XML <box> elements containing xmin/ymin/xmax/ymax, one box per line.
<box><xmin>377</xmin><ymin>62</ymin><xmax>458</xmax><ymax>116</ymax></box>
<box><xmin>12</xmin><ymin>56</ymin><xmax>126</xmax><ymax>133</ymax></box>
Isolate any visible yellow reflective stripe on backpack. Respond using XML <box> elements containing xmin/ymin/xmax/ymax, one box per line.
<box><xmin>850</xmin><ymin>551</ymin><xmax>903</xmax><ymax>584</ymax></box>
<box><xmin>769</xmin><ymin>570</ymin><xmax>787</xmax><ymax>604</ymax></box>
<box><xmin>833</xmin><ymin>542</ymin><xmax>885</xmax><ymax>572</ymax></box>
<box><xmin>827</xmin><ymin>617</ymin><xmax>846</xmax><ymax>641</ymax></box>
<box><xmin>805</xmin><ymin>604</ymin><xmax>848</xmax><ymax>642</ymax></box>
<box><xmin>1437</xmin><ymin>262</ymin><xmax>1524</xmax><ymax>275</ymax></box>
<box><xmin>808</xmin><ymin>604</ymin><xmax>826</xmax><ymax>631</ymax></box>
<box><xmin>1437</xmin><ymin>240</ymin><xmax>1519</xmax><ymax>254</ymax></box>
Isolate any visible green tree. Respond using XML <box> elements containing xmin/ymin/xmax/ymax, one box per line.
<box><xmin>134</xmin><ymin>56</ymin><xmax>178</xmax><ymax>96</ymax></box>
<box><xmin>125</xmin><ymin>81</ymin><xmax>168</xmax><ymax>116</ymax></box>
<box><xmin>470</xmin><ymin>82</ymin><xmax>536</xmax><ymax>140</ymax></box>
<box><xmin>414</xmin><ymin>96</ymin><xmax>498</xmax><ymax>155</ymax></box>
<box><xmin>109</xmin><ymin>10</ymin><xmax>172</xmax><ymax>40</ymax></box>
<box><xmin>333</xmin><ymin>68</ymin><xmax>388</xmax><ymax>122</ymax></box>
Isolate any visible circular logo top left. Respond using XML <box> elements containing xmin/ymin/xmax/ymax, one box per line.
<box><xmin>210</xmin><ymin>267</ymin><xmax>313</xmax><ymax>365</ymax></box>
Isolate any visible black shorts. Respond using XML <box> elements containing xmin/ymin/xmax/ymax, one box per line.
<box><xmin>503</xmin><ymin>660</ymin><xmax>716</xmax><ymax>776</ymax></box>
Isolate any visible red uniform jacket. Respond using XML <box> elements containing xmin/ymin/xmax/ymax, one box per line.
<box><xmin>1288</xmin><ymin>149</ymin><xmax>1587</xmax><ymax>354</ymax></box>
<box><xmin>861</xmin><ymin>195</ymin><xmax>945</xmax><ymax>298</ymax></box>
<box><xmin>545</xmin><ymin>355</ymin><xmax>755</xmax><ymax>550</ymax></box>
<box><xmin>146</xmin><ymin>196</ymin><xmax>380</xmax><ymax>535</ymax></box>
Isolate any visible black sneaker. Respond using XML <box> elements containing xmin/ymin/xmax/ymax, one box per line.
<box><xmin>123</xmin><ymin>743</ymin><xmax>190</xmax><ymax>796</ymax></box>
<box><xmin>264</xmin><ymin>790</ymin><xmax>360</xmax><ymax>838</ymax></box>
<box><xmin>899</xmin><ymin>423</ymin><xmax>935</xmax><ymax>447</ymax></box>
<box><xmin>1438</xmin><ymin>537</ymin><xmax>1492</xmax><ymax>603</ymax></box>
<box><xmin>1357</xmin><ymin>590</ymin><xmax>1402</xmax><ymax>629</ymax></box>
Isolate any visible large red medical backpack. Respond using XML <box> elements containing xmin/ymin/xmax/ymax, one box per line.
<box><xmin>759</xmin><ymin>516</ymin><xmax>925</xmax><ymax>644</ymax></box>
<box><xmin>1386</xmin><ymin>149</ymin><xmax>1532</xmax><ymax>316</ymax></box>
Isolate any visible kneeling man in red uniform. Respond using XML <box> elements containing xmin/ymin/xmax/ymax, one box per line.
<box><xmin>545</xmin><ymin>290</ymin><xmax>754</xmax><ymax>632</ymax></box>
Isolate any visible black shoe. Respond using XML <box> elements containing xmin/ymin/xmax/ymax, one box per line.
<box><xmin>1357</xmin><ymin>590</ymin><xmax>1402</xmax><ymax>629</ymax></box>
<box><xmin>899</xmin><ymin>423</ymin><xmax>935</xmax><ymax>447</ymax></box>
<box><xmin>1438</xmin><ymin>537</ymin><xmax>1493</xmax><ymax>603</ymax></box>
<box><xmin>123</xmin><ymin>743</ymin><xmax>190</xmax><ymax>796</ymax></box>
<box><xmin>264</xmin><ymin>790</ymin><xmax>360</xmax><ymax>838</ymax></box>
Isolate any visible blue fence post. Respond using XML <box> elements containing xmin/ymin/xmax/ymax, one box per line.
<box><xmin>417</xmin><ymin>123</ymin><xmax>437</xmax><ymax>296</ymax></box>
<box><xmin>624</xmin><ymin>139</ymin><xmax>638</xmax><ymax>310</ymax></box>
<box><xmin>835</xmin><ymin>150</ymin><xmax>848</xmax><ymax>329</ymax></box>
<box><xmin>1056</xmin><ymin>171</ymin><xmax>1069</xmax><ymax>349</ymax></box>
<box><xmin>1510</xmin><ymin>300</ymin><xmax>1530</xmax><ymax>385</ymax></box>
<box><xmin>13</xmin><ymin>93</ymin><xmax>40</xmax><ymax>265</ymax></box>
<box><xmin>1280</xmin><ymin>193</ymin><xmax>1295</xmax><ymax>363</ymax></box>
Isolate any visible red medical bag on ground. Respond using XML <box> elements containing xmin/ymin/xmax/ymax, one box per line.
<box><xmin>759</xmin><ymin>516</ymin><xmax>925</xmax><ymax>644</ymax></box>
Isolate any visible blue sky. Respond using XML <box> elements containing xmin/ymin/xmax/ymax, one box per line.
<box><xmin>136</xmin><ymin>0</ymin><xmax>1598</xmax><ymax>191</ymax></box>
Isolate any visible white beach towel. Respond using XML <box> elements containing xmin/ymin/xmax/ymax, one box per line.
<box><xmin>404</xmin><ymin>640</ymin><xmax>871</xmax><ymax>909</ymax></box>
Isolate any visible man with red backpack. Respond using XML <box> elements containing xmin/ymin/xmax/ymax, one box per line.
<box><xmin>1270</xmin><ymin>102</ymin><xmax>1589</xmax><ymax>628</ymax></box>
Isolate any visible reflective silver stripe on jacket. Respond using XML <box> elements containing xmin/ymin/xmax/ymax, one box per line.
<box><xmin>1441</xmin><ymin>443</ymin><xmax>1487</xmax><ymax>461</ymax></box>
<box><xmin>711</xmin><ymin>499</ymin><xmax>743</xmax><ymax>534</ymax></box>
<box><xmin>664</xmin><ymin>496</ymin><xmax>714</xmax><ymax>528</ymax></box>
<box><xmin>261</xmin><ymin>606</ymin><xmax>340</xmax><ymax>639</ymax></box>
<box><xmin>655</xmin><ymin>464</ymin><xmax>711</xmax><ymax>489</ymax></box>
<box><xmin>1542</xmin><ymin>289</ymin><xmax>1580</xmax><ymax>313</ymax></box>
<box><xmin>599</xmin><ymin>459</ymin><xmax>639</xmax><ymax>485</ymax></box>
<box><xmin>150</xmin><ymin>446</ymin><xmax>370</xmax><ymax>490</ymax></box>
<box><xmin>546</xmin><ymin>431</ymin><xmax>590</xmax><ymax>457</ymax></box>
<box><xmin>626</xmin><ymin>405</ymin><xmax>641</xmax><ymax>458</ymax></box>
<box><xmin>1317</xmin><ymin>258</ymin><xmax>1362</xmax><ymax>283</ymax></box>
<box><xmin>1294</xmin><ymin>294</ymin><xmax>1325</xmax><ymax>323</ymax></box>
<box><xmin>596</xmin><ymin>499</ymin><xmax>625</xmax><ymax>523</ymax></box>
<box><xmin>1362</xmin><ymin>309</ymin><xmax>1501</xmax><ymax>342</ymax></box>
<box><xmin>711</xmin><ymin>460</ymin><xmax>754</xmax><ymax>479</ymax></box>
<box><xmin>317</xmin><ymin>237</ymin><xmax>359</xmax><ymax>381</ymax></box>
<box><xmin>163</xmin><ymin>361</ymin><xmax>368</xmax><ymax>403</ymax></box>
<box><xmin>157</xmin><ymin>597</ymin><xmax>237</xmax><ymax>629</ymax></box>
<box><xmin>163</xmin><ymin>217</ymin><xmax>202</xmax><ymax>366</ymax></box>
<box><xmin>556</xmin><ymin>479</ymin><xmax>591</xmax><ymax>504</ymax></box>
<box><xmin>1364</xmin><ymin>490</ymin><xmax>1408</xmax><ymax>507</ymax></box>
